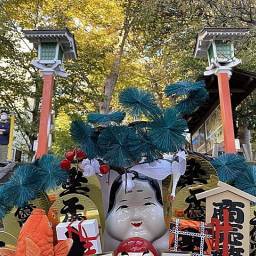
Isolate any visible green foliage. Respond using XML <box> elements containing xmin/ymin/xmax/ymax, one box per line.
<box><xmin>98</xmin><ymin>126</ymin><xmax>141</xmax><ymax>167</ymax></box>
<box><xmin>148</xmin><ymin>108</ymin><xmax>187</xmax><ymax>152</ymax></box>
<box><xmin>51</xmin><ymin>111</ymin><xmax>76</xmax><ymax>157</ymax></box>
<box><xmin>0</xmin><ymin>154</ymin><xmax>68</xmax><ymax>217</ymax></box>
<box><xmin>119</xmin><ymin>87</ymin><xmax>161</xmax><ymax>118</ymax></box>
<box><xmin>175</xmin><ymin>88</ymin><xmax>208</xmax><ymax>115</ymax></box>
<box><xmin>1</xmin><ymin>0</ymin><xmax>256</xmax><ymax>153</ymax></box>
<box><xmin>165</xmin><ymin>80</ymin><xmax>205</xmax><ymax>96</ymax></box>
<box><xmin>35</xmin><ymin>154</ymin><xmax>68</xmax><ymax>191</ymax></box>
<box><xmin>3</xmin><ymin>164</ymin><xmax>43</xmax><ymax>207</ymax></box>
<box><xmin>70</xmin><ymin>120</ymin><xmax>99</xmax><ymax>159</ymax></box>
<box><xmin>211</xmin><ymin>153</ymin><xmax>247</xmax><ymax>183</ymax></box>
<box><xmin>87</xmin><ymin>112</ymin><xmax>126</xmax><ymax>124</ymax></box>
<box><xmin>234</xmin><ymin>165</ymin><xmax>256</xmax><ymax>196</ymax></box>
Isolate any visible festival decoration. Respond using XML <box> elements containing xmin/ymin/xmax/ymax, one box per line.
<box><xmin>99</xmin><ymin>164</ymin><xmax>110</xmax><ymax>175</ymax></box>
<box><xmin>0</xmin><ymin>208</ymin><xmax>73</xmax><ymax>256</ymax></box>
<box><xmin>71</xmin><ymin>87</ymin><xmax>189</xmax><ymax>168</ymax></box>
<box><xmin>165</xmin><ymin>81</ymin><xmax>208</xmax><ymax>116</ymax></box>
<box><xmin>210</xmin><ymin>208</ymin><xmax>231</xmax><ymax>256</ymax></box>
<box><xmin>36</xmin><ymin>154</ymin><xmax>69</xmax><ymax>191</ymax></box>
<box><xmin>119</xmin><ymin>87</ymin><xmax>161</xmax><ymax>118</ymax></box>
<box><xmin>161</xmin><ymin>253</ymin><xmax>192</xmax><ymax>256</ymax></box>
<box><xmin>103</xmin><ymin>173</ymin><xmax>169</xmax><ymax>252</ymax></box>
<box><xmin>169</xmin><ymin>219</ymin><xmax>212</xmax><ymax>255</ymax></box>
<box><xmin>211</xmin><ymin>153</ymin><xmax>247</xmax><ymax>182</ymax></box>
<box><xmin>0</xmin><ymin>192</ymin><xmax>51</xmax><ymax>246</ymax></box>
<box><xmin>175</xmin><ymin>88</ymin><xmax>208</xmax><ymax>116</ymax></box>
<box><xmin>234</xmin><ymin>165</ymin><xmax>256</xmax><ymax>196</ymax></box>
<box><xmin>165</xmin><ymin>81</ymin><xmax>205</xmax><ymax>96</ymax></box>
<box><xmin>70</xmin><ymin>121</ymin><xmax>100</xmax><ymax>159</ymax></box>
<box><xmin>196</xmin><ymin>181</ymin><xmax>256</xmax><ymax>255</ymax></box>
<box><xmin>68</xmin><ymin>85</ymin><xmax>212</xmax><ymax>253</ymax></box>
<box><xmin>114</xmin><ymin>237</ymin><xmax>159</xmax><ymax>256</ymax></box>
<box><xmin>0</xmin><ymin>155</ymin><xmax>68</xmax><ymax>219</ymax></box>
<box><xmin>56</xmin><ymin>219</ymin><xmax>102</xmax><ymax>255</ymax></box>
<box><xmin>250</xmin><ymin>210</ymin><xmax>256</xmax><ymax>256</ymax></box>
<box><xmin>170</xmin><ymin>153</ymin><xmax>218</xmax><ymax>221</ymax></box>
<box><xmin>0</xmin><ymin>81</ymin><xmax>227</xmax><ymax>256</ymax></box>
<box><xmin>87</xmin><ymin>112</ymin><xmax>126</xmax><ymax>124</ymax></box>
<box><xmin>2</xmin><ymin>165</ymin><xmax>44</xmax><ymax>207</ymax></box>
<box><xmin>60</xmin><ymin>159</ymin><xmax>71</xmax><ymax>171</ymax></box>
<box><xmin>47</xmin><ymin>192</ymin><xmax>101</xmax><ymax>245</ymax></box>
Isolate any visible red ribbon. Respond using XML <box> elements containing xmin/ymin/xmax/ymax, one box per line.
<box><xmin>67</xmin><ymin>220</ymin><xmax>99</xmax><ymax>255</ymax></box>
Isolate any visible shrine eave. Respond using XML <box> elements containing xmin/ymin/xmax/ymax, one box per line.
<box><xmin>194</xmin><ymin>27</ymin><xmax>250</xmax><ymax>58</ymax></box>
<box><xmin>23</xmin><ymin>28</ymin><xmax>77</xmax><ymax>59</ymax></box>
<box><xmin>187</xmin><ymin>68</ymin><xmax>256</xmax><ymax>134</ymax></box>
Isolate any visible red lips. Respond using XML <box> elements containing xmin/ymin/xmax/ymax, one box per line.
<box><xmin>131</xmin><ymin>222</ymin><xmax>142</xmax><ymax>227</ymax></box>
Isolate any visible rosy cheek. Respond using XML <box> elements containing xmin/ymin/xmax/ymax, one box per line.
<box><xmin>114</xmin><ymin>209</ymin><xmax>131</xmax><ymax>223</ymax></box>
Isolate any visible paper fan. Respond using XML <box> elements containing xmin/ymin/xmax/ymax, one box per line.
<box><xmin>211</xmin><ymin>153</ymin><xmax>247</xmax><ymax>182</ymax></box>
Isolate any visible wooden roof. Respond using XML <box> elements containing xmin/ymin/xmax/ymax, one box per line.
<box><xmin>194</xmin><ymin>27</ymin><xmax>250</xmax><ymax>58</ymax></box>
<box><xmin>187</xmin><ymin>68</ymin><xmax>256</xmax><ymax>134</ymax></box>
<box><xmin>196</xmin><ymin>181</ymin><xmax>256</xmax><ymax>202</ymax></box>
<box><xmin>23</xmin><ymin>28</ymin><xmax>77</xmax><ymax>60</ymax></box>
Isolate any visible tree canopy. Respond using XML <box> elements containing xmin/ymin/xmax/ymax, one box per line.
<box><xmin>0</xmin><ymin>0</ymin><xmax>255</xmax><ymax>157</ymax></box>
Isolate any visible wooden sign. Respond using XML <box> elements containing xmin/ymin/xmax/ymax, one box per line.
<box><xmin>196</xmin><ymin>181</ymin><xmax>256</xmax><ymax>255</ymax></box>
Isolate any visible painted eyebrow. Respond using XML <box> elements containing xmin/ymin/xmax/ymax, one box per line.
<box><xmin>137</xmin><ymin>189</ymin><xmax>143</xmax><ymax>192</ymax></box>
<box><xmin>144</xmin><ymin>197</ymin><xmax>152</xmax><ymax>199</ymax></box>
<box><xmin>119</xmin><ymin>199</ymin><xmax>127</xmax><ymax>202</ymax></box>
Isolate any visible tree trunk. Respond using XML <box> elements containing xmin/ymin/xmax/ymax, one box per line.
<box><xmin>101</xmin><ymin>2</ymin><xmax>133</xmax><ymax>113</ymax></box>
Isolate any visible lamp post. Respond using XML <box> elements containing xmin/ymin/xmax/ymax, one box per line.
<box><xmin>23</xmin><ymin>29</ymin><xmax>77</xmax><ymax>158</ymax></box>
<box><xmin>194</xmin><ymin>27</ymin><xmax>250</xmax><ymax>153</ymax></box>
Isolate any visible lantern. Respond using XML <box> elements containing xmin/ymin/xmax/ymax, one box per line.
<box><xmin>23</xmin><ymin>28</ymin><xmax>77</xmax><ymax>76</ymax></box>
<box><xmin>194</xmin><ymin>27</ymin><xmax>249</xmax><ymax>67</ymax></box>
<box><xmin>22</xmin><ymin>28</ymin><xmax>77</xmax><ymax>157</ymax></box>
<box><xmin>194</xmin><ymin>27</ymin><xmax>250</xmax><ymax>153</ymax></box>
<box><xmin>39</xmin><ymin>42</ymin><xmax>63</xmax><ymax>62</ymax></box>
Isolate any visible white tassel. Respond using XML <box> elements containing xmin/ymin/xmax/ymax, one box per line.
<box><xmin>80</xmin><ymin>159</ymin><xmax>100</xmax><ymax>177</ymax></box>
<box><xmin>122</xmin><ymin>173</ymin><xmax>135</xmax><ymax>192</ymax></box>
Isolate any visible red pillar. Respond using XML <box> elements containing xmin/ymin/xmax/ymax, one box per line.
<box><xmin>36</xmin><ymin>73</ymin><xmax>54</xmax><ymax>158</ymax></box>
<box><xmin>216</xmin><ymin>70</ymin><xmax>236</xmax><ymax>153</ymax></box>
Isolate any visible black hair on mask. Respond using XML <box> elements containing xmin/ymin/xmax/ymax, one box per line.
<box><xmin>107</xmin><ymin>172</ymin><xmax>163</xmax><ymax>214</ymax></box>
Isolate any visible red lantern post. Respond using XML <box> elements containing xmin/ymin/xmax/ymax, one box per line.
<box><xmin>23</xmin><ymin>29</ymin><xmax>77</xmax><ymax>158</ymax></box>
<box><xmin>194</xmin><ymin>27</ymin><xmax>250</xmax><ymax>153</ymax></box>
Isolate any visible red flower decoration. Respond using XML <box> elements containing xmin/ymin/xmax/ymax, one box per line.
<box><xmin>60</xmin><ymin>159</ymin><xmax>71</xmax><ymax>170</ymax></box>
<box><xmin>65</xmin><ymin>150</ymin><xmax>76</xmax><ymax>161</ymax></box>
<box><xmin>76</xmin><ymin>149</ymin><xmax>87</xmax><ymax>160</ymax></box>
<box><xmin>100</xmin><ymin>164</ymin><xmax>110</xmax><ymax>174</ymax></box>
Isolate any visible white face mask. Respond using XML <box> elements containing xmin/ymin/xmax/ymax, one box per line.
<box><xmin>0</xmin><ymin>113</ymin><xmax>8</xmax><ymax>121</ymax></box>
<box><xmin>106</xmin><ymin>179</ymin><xmax>167</xmax><ymax>242</ymax></box>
